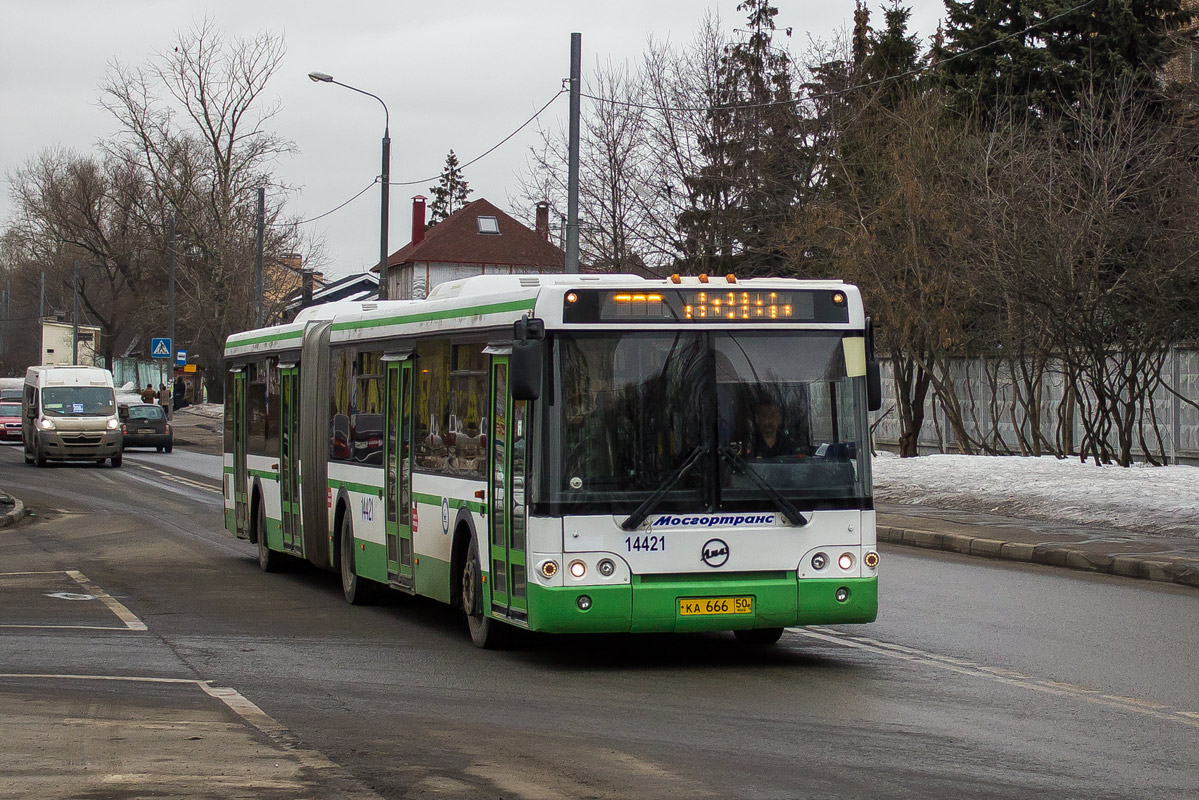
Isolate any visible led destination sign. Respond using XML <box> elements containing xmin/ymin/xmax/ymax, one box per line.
<box><xmin>561</xmin><ymin>288</ymin><xmax>850</xmax><ymax>324</ymax></box>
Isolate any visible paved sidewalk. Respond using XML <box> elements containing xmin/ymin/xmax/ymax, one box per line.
<box><xmin>878</xmin><ymin>503</ymin><xmax>1199</xmax><ymax>588</ymax></box>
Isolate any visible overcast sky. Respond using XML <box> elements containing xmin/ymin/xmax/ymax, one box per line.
<box><xmin>1</xmin><ymin>1</ymin><xmax>945</xmax><ymax>279</ymax></box>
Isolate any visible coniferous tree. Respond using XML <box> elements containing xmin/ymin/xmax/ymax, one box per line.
<box><xmin>677</xmin><ymin>0</ymin><xmax>802</xmax><ymax>275</ymax></box>
<box><xmin>428</xmin><ymin>150</ymin><xmax>472</xmax><ymax>226</ymax></box>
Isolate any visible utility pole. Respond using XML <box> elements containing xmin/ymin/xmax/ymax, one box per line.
<box><xmin>72</xmin><ymin>260</ymin><xmax>79</xmax><ymax>365</ymax></box>
<box><xmin>40</xmin><ymin>271</ymin><xmax>45</xmax><ymax>320</ymax></box>
<box><xmin>566</xmin><ymin>32</ymin><xmax>581</xmax><ymax>274</ymax></box>
<box><xmin>168</xmin><ymin>216</ymin><xmax>176</xmax><ymax>366</ymax></box>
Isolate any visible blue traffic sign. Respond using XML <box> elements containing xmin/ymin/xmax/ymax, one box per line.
<box><xmin>151</xmin><ymin>337</ymin><xmax>171</xmax><ymax>359</ymax></box>
<box><xmin>176</xmin><ymin>349</ymin><xmax>187</xmax><ymax>366</ymax></box>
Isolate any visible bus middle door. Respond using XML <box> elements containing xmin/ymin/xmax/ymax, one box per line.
<box><xmin>384</xmin><ymin>358</ymin><xmax>414</xmax><ymax>589</ymax></box>
<box><xmin>487</xmin><ymin>356</ymin><xmax>528</xmax><ymax>620</ymax></box>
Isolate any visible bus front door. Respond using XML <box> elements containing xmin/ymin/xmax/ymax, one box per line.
<box><xmin>232</xmin><ymin>370</ymin><xmax>249</xmax><ymax>537</ymax></box>
<box><xmin>488</xmin><ymin>357</ymin><xmax>528</xmax><ymax>620</ymax></box>
<box><xmin>279</xmin><ymin>366</ymin><xmax>302</xmax><ymax>554</ymax></box>
<box><xmin>384</xmin><ymin>360</ymin><xmax>414</xmax><ymax>588</ymax></box>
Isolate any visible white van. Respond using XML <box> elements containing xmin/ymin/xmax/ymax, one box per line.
<box><xmin>22</xmin><ymin>366</ymin><xmax>123</xmax><ymax>467</ymax></box>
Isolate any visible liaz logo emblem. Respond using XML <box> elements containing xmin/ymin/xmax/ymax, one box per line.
<box><xmin>701</xmin><ymin>538</ymin><xmax>729</xmax><ymax>568</ymax></box>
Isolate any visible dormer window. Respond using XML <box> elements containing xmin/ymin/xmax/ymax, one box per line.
<box><xmin>476</xmin><ymin>216</ymin><xmax>500</xmax><ymax>234</ymax></box>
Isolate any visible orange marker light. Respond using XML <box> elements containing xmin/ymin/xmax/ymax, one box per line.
<box><xmin>698</xmin><ymin>274</ymin><xmax>709</xmax><ymax>283</ymax></box>
<box><xmin>726</xmin><ymin>274</ymin><xmax>737</xmax><ymax>283</ymax></box>
<box><xmin>670</xmin><ymin>274</ymin><xmax>682</xmax><ymax>284</ymax></box>
<box><xmin>566</xmin><ymin>292</ymin><xmax>578</xmax><ymax>303</ymax></box>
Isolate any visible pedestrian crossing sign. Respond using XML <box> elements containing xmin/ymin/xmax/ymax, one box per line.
<box><xmin>151</xmin><ymin>337</ymin><xmax>171</xmax><ymax>359</ymax></box>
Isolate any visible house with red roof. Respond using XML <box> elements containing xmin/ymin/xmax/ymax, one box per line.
<box><xmin>378</xmin><ymin>197</ymin><xmax>564</xmax><ymax>299</ymax></box>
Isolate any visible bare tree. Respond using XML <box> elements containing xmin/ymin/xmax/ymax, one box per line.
<box><xmin>99</xmin><ymin>17</ymin><xmax>302</xmax><ymax>395</ymax></box>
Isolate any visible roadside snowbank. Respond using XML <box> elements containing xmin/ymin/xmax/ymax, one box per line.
<box><xmin>873</xmin><ymin>452</ymin><xmax>1199</xmax><ymax>537</ymax></box>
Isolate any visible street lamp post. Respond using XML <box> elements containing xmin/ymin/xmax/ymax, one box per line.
<box><xmin>308</xmin><ymin>71</ymin><xmax>391</xmax><ymax>299</ymax></box>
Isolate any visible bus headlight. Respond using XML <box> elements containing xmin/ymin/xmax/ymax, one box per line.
<box><xmin>838</xmin><ymin>552</ymin><xmax>855</xmax><ymax>571</ymax></box>
<box><xmin>538</xmin><ymin>560</ymin><xmax>559</xmax><ymax>579</ymax></box>
<box><xmin>39</xmin><ymin>418</ymin><xmax>55</xmax><ymax>431</ymax></box>
<box><xmin>597</xmin><ymin>558</ymin><xmax>615</xmax><ymax>577</ymax></box>
<box><xmin>568</xmin><ymin>560</ymin><xmax>587</xmax><ymax>579</ymax></box>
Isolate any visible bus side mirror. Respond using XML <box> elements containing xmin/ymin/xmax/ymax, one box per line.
<box><xmin>864</xmin><ymin>316</ymin><xmax>882</xmax><ymax>412</ymax></box>
<box><xmin>867</xmin><ymin>359</ymin><xmax>882</xmax><ymax>412</ymax></box>
<box><xmin>510</xmin><ymin>339</ymin><xmax>543</xmax><ymax>401</ymax></box>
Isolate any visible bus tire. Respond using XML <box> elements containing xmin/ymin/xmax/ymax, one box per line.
<box><xmin>339</xmin><ymin>509</ymin><xmax>371</xmax><ymax>605</ymax></box>
<box><xmin>463</xmin><ymin>535</ymin><xmax>504</xmax><ymax>649</ymax></box>
<box><xmin>734</xmin><ymin>627</ymin><xmax>784</xmax><ymax>646</ymax></box>
<box><xmin>255</xmin><ymin>496</ymin><xmax>282</xmax><ymax>573</ymax></box>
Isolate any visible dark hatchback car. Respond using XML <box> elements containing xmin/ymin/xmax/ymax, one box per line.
<box><xmin>120</xmin><ymin>403</ymin><xmax>172</xmax><ymax>452</ymax></box>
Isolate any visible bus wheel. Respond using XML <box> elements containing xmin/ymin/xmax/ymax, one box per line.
<box><xmin>463</xmin><ymin>536</ymin><xmax>503</xmax><ymax>649</ymax></box>
<box><xmin>339</xmin><ymin>511</ymin><xmax>371</xmax><ymax>605</ymax></box>
<box><xmin>256</xmin><ymin>500</ymin><xmax>281</xmax><ymax>573</ymax></box>
<box><xmin>734</xmin><ymin>627</ymin><xmax>784</xmax><ymax>646</ymax></box>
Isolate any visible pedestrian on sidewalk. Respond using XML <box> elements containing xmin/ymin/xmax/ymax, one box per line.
<box><xmin>140</xmin><ymin>383</ymin><xmax>156</xmax><ymax>404</ymax></box>
<box><xmin>158</xmin><ymin>383</ymin><xmax>170</xmax><ymax>419</ymax></box>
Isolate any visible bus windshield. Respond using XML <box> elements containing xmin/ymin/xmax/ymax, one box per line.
<box><xmin>554</xmin><ymin>331</ymin><xmax>870</xmax><ymax>514</ymax></box>
<box><xmin>41</xmin><ymin>387</ymin><xmax>116</xmax><ymax>417</ymax></box>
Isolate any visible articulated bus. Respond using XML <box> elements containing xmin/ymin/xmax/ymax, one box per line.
<box><xmin>223</xmin><ymin>274</ymin><xmax>883</xmax><ymax>647</ymax></box>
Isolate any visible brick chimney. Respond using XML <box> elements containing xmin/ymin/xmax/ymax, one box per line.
<box><xmin>412</xmin><ymin>195</ymin><xmax>427</xmax><ymax>245</ymax></box>
<box><xmin>536</xmin><ymin>201</ymin><xmax>550</xmax><ymax>240</ymax></box>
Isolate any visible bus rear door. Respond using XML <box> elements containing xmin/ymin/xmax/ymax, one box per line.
<box><xmin>231</xmin><ymin>370</ymin><xmax>249</xmax><ymax>537</ymax></box>
<box><xmin>279</xmin><ymin>365</ymin><xmax>302</xmax><ymax>553</ymax></box>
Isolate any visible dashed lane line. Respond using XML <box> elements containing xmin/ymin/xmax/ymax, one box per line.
<box><xmin>132</xmin><ymin>463</ymin><xmax>222</xmax><ymax>494</ymax></box>
<box><xmin>789</xmin><ymin>627</ymin><xmax>1199</xmax><ymax>730</ymax></box>
<box><xmin>0</xmin><ymin>570</ymin><xmax>147</xmax><ymax>632</ymax></box>
<box><xmin>0</xmin><ymin>673</ymin><xmax>384</xmax><ymax>799</ymax></box>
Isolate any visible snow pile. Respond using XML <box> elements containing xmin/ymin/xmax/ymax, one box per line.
<box><xmin>178</xmin><ymin>403</ymin><xmax>224</xmax><ymax>420</ymax></box>
<box><xmin>873</xmin><ymin>452</ymin><xmax>1199</xmax><ymax>537</ymax></box>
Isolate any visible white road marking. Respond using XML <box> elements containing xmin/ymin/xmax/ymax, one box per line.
<box><xmin>790</xmin><ymin>627</ymin><xmax>1199</xmax><ymax>729</ymax></box>
<box><xmin>0</xmin><ymin>672</ymin><xmax>383</xmax><ymax>799</ymax></box>
<box><xmin>66</xmin><ymin>570</ymin><xmax>147</xmax><ymax>631</ymax></box>
<box><xmin>0</xmin><ymin>570</ymin><xmax>147</xmax><ymax>631</ymax></box>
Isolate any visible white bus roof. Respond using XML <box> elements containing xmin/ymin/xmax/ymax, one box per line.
<box><xmin>225</xmin><ymin>273</ymin><xmax>861</xmax><ymax>359</ymax></box>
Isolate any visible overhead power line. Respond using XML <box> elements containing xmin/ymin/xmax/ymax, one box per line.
<box><xmin>282</xmin><ymin>89</ymin><xmax>566</xmax><ymax>226</ymax></box>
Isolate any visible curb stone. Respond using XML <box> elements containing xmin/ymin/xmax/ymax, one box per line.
<box><xmin>877</xmin><ymin>525</ymin><xmax>1199</xmax><ymax>589</ymax></box>
<box><xmin>0</xmin><ymin>493</ymin><xmax>25</xmax><ymax>529</ymax></box>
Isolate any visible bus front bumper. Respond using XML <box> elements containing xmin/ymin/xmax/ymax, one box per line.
<box><xmin>522</xmin><ymin>574</ymin><xmax>878</xmax><ymax>634</ymax></box>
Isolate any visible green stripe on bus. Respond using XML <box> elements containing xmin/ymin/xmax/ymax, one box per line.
<box><xmin>329</xmin><ymin>478</ymin><xmax>383</xmax><ymax>496</ymax></box>
<box><xmin>225</xmin><ymin>329</ymin><xmax>303</xmax><ymax>351</ymax></box>
<box><xmin>412</xmin><ymin>491</ymin><xmax>485</xmax><ymax>515</ymax></box>
<box><xmin>248</xmin><ymin>468</ymin><xmax>278</xmax><ymax>481</ymax></box>
<box><xmin>330</xmin><ymin>298</ymin><xmax>535</xmax><ymax>333</ymax></box>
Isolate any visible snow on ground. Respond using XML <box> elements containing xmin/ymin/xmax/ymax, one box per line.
<box><xmin>873</xmin><ymin>452</ymin><xmax>1199</xmax><ymax>537</ymax></box>
<box><xmin>179</xmin><ymin>403</ymin><xmax>224</xmax><ymax>420</ymax></box>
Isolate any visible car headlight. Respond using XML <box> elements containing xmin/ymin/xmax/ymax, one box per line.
<box><xmin>39</xmin><ymin>418</ymin><xmax>55</xmax><ymax>431</ymax></box>
<box><xmin>106</xmin><ymin>418</ymin><xmax>120</xmax><ymax>430</ymax></box>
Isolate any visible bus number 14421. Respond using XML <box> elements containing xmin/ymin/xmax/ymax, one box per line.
<box><xmin>625</xmin><ymin>535</ymin><xmax>665</xmax><ymax>553</ymax></box>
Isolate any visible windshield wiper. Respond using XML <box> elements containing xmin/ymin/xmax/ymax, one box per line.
<box><xmin>719</xmin><ymin>446</ymin><xmax>808</xmax><ymax>527</ymax></box>
<box><xmin>621</xmin><ymin>445</ymin><xmax>708</xmax><ymax>531</ymax></box>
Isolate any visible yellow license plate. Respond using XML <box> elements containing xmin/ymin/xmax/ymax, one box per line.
<box><xmin>678</xmin><ymin>596</ymin><xmax>753</xmax><ymax>616</ymax></box>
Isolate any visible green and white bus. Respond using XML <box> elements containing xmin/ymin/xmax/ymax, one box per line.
<box><xmin>223</xmin><ymin>274</ymin><xmax>882</xmax><ymax>647</ymax></box>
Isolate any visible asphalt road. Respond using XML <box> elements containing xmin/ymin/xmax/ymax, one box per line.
<box><xmin>0</xmin><ymin>442</ymin><xmax>1195</xmax><ymax>799</ymax></box>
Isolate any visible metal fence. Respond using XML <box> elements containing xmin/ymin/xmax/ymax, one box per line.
<box><xmin>871</xmin><ymin>347</ymin><xmax>1199</xmax><ymax>465</ymax></box>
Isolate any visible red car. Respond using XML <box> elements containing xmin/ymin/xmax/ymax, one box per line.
<box><xmin>0</xmin><ymin>401</ymin><xmax>21</xmax><ymax>442</ymax></box>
